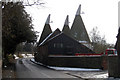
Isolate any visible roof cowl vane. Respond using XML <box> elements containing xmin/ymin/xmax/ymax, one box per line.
<box><xmin>64</xmin><ymin>15</ymin><xmax>69</xmax><ymax>26</ymax></box>
<box><xmin>45</xmin><ymin>14</ymin><xmax>51</xmax><ymax>24</ymax></box>
<box><xmin>76</xmin><ymin>4</ymin><xmax>81</xmax><ymax>16</ymax></box>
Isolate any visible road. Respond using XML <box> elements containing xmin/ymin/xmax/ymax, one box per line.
<box><xmin>16</xmin><ymin>58</ymin><xmax>79</xmax><ymax>79</ymax></box>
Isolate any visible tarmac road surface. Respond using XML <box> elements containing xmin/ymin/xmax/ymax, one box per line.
<box><xmin>16</xmin><ymin>58</ymin><xmax>79</xmax><ymax>79</ymax></box>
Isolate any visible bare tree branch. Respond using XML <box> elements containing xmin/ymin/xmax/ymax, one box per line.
<box><xmin>23</xmin><ymin>2</ymin><xmax>45</xmax><ymax>6</ymax></box>
<box><xmin>23</xmin><ymin>0</ymin><xmax>45</xmax><ymax>6</ymax></box>
<box><xmin>1</xmin><ymin>0</ymin><xmax>45</xmax><ymax>6</ymax></box>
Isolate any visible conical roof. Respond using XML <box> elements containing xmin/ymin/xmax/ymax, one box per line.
<box><xmin>71</xmin><ymin>5</ymin><xmax>91</xmax><ymax>43</ymax></box>
<box><xmin>64</xmin><ymin>15</ymin><xmax>69</xmax><ymax>26</ymax></box>
<box><xmin>37</xmin><ymin>14</ymin><xmax>52</xmax><ymax>45</ymax></box>
<box><xmin>76</xmin><ymin>4</ymin><xmax>81</xmax><ymax>16</ymax></box>
<box><xmin>62</xmin><ymin>15</ymin><xmax>71</xmax><ymax>36</ymax></box>
<box><xmin>45</xmin><ymin>14</ymin><xmax>50</xmax><ymax>24</ymax></box>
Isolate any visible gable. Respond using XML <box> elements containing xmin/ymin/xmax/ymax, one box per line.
<box><xmin>39</xmin><ymin>28</ymin><xmax>61</xmax><ymax>46</ymax></box>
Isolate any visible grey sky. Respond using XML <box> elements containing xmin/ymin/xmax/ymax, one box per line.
<box><xmin>25</xmin><ymin>0</ymin><xmax>119</xmax><ymax>44</ymax></box>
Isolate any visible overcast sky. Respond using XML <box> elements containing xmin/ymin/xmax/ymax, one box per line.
<box><xmin>25</xmin><ymin>0</ymin><xmax>119</xmax><ymax>44</ymax></box>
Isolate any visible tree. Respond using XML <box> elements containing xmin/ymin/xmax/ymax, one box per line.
<box><xmin>2</xmin><ymin>2</ymin><xmax>38</xmax><ymax>59</ymax></box>
<box><xmin>89</xmin><ymin>27</ymin><xmax>112</xmax><ymax>54</ymax></box>
<box><xmin>2</xmin><ymin>0</ymin><xmax>45</xmax><ymax>6</ymax></box>
<box><xmin>16</xmin><ymin>42</ymin><xmax>36</xmax><ymax>53</ymax></box>
<box><xmin>23</xmin><ymin>0</ymin><xmax>45</xmax><ymax>6</ymax></box>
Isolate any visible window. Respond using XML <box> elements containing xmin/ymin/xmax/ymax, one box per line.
<box><xmin>53</xmin><ymin>43</ymin><xmax>63</xmax><ymax>48</ymax></box>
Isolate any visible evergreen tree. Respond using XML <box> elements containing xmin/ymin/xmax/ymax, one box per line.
<box><xmin>2</xmin><ymin>2</ymin><xmax>37</xmax><ymax>58</ymax></box>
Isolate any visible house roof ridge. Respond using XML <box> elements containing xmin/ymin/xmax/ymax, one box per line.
<box><xmin>39</xmin><ymin>29</ymin><xmax>62</xmax><ymax>46</ymax></box>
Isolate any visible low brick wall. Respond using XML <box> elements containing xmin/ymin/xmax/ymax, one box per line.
<box><xmin>108</xmin><ymin>56</ymin><xmax>120</xmax><ymax>78</ymax></box>
<box><xmin>46</xmin><ymin>56</ymin><xmax>104</xmax><ymax>69</ymax></box>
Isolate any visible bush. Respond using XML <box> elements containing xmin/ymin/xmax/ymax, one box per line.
<box><xmin>18</xmin><ymin>54</ymin><xmax>23</xmax><ymax>58</ymax></box>
<box><xmin>7</xmin><ymin>54</ymin><xmax>14</xmax><ymax>63</ymax></box>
